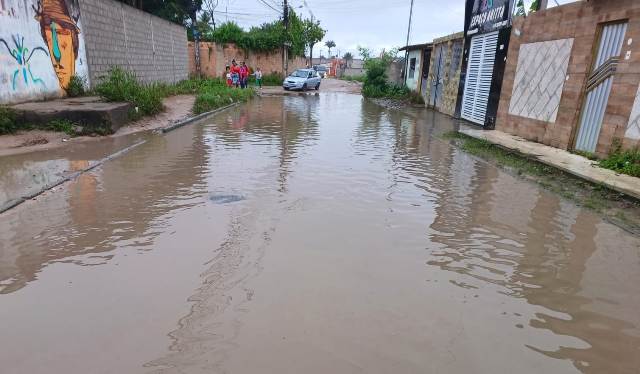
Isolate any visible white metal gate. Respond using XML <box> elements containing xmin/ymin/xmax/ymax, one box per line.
<box><xmin>461</xmin><ymin>31</ymin><xmax>499</xmax><ymax>125</ymax></box>
<box><xmin>575</xmin><ymin>22</ymin><xmax>628</xmax><ymax>152</ymax></box>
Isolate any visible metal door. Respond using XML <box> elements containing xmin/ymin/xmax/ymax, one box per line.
<box><xmin>461</xmin><ymin>31</ymin><xmax>498</xmax><ymax>125</ymax></box>
<box><xmin>575</xmin><ymin>22</ymin><xmax>628</xmax><ymax>152</ymax></box>
<box><xmin>429</xmin><ymin>43</ymin><xmax>449</xmax><ymax>109</ymax></box>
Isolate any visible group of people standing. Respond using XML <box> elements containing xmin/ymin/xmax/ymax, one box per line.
<box><xmin>226</xmin><ymin>60</ymin><xmax>263</xmax><ymax>89</ymax></box>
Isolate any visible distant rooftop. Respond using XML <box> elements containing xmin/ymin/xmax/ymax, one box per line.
<box><xmin>399</xmin><ymin>43</ymin><xmax>433</xmax><ymax>51</ymax></box>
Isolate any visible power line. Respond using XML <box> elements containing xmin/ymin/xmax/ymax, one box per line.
<box><xmin>257</xmin><ymin>0</ymin><xmax>283</xmax><ymax>14</ymax></box>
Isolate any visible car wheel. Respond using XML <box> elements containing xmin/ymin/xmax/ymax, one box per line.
<box><xmin>302</xmin><ymin>83</ymin><xmax>307</xmax><ymax>91</ymax></box>
<box><xmin>284</xmin><ymin>87</ymin><xmax>290</xmax><ymax>91</ymax></box>
<box><xmin>315</xmin><ymin>83</ymin><xmax>320</xmax><ymax>90</ymax></box>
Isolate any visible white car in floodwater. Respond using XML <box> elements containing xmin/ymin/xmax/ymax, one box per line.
<box><xmin>282</xmin><ymin>69</ymin><xmax>321</xmax><ymax>91</ymax></box>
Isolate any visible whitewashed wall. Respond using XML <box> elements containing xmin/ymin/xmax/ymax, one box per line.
<box><xmin>404</xmin><ymin>49</ymin><xmax>422</xmax><ymax>91</ymax></box>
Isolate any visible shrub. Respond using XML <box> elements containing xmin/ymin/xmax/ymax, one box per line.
<box><xmin>66</xmin><ymin>74</ymin><xmax>86</xmax><ymax>97</ymax></box>
<box><xmin>362</xmin><ymin>58</ymin><xmax>390</xmax><ymax>98</ymax></box>
<box><xmin>194</xmin><ymin>85</ymin><xmax>253</xmax><ymax>114</ymax></box>
<box><xmin>408</xmin><ymin>91</ymin><xmax>425</xmax><ymax>104</ymax></box>
<box><xmin>0</xmin><ymin>106</ymin><xmax>18</xmax><ymax>134</ymax></box>
<box><xmin>95</xmin><ymin>67</ymin><xmax>164</xmax><ymax>119</ymax></box>
<box><xmin>41</xmin><ymin>119</ymin><xmax>76</xmax><ymax>135</ymax></box>
<box><xmin>261</xmin><ymin>73</ymin><xmax>283</xmax><ymax>86</ymax></box>
<box><xmin>599</xmin><ymin>144</ymin><xmax>640</xmax><ymax>177</ymax></box>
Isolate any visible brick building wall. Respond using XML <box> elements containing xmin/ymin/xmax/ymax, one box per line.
<box><xmin>496</xmin><ymin>0</ymin><xmax>640</xmax><ymax>155</ymax></box>
<box><xmin>424</xmin><ymin>32</ymin><xmax>464</xmax><ymax>117</ymax></box>
<box><xmin>78</xmin><ymin>0</ymin><xmax>188</xmax><ymax>88</ymax></box>
<box><xmin>189</xmin><ymin>42</ymin><xmax>307</xmax><ymax>78</ymax></box>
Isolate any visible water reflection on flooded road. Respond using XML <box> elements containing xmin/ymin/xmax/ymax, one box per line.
<box><xmin>0</xmin><ymin>94</ymin><xmax>638</xmax><ymax>374</ymax></box>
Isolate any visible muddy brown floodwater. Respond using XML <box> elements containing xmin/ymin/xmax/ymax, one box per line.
<box><xmin>1</xmin><ymin>94</ymin><xmax>639</xmax><ymax>374</ymax></box>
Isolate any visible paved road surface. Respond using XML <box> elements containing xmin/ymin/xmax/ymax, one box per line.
<box><xmin>1</xmin><ymin>93</ymin><xmax>638</xmax><ymax>374</ymax></box>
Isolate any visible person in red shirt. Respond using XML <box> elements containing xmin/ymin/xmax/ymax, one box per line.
<box><xmin>230</xmin><ymin>60</ymin><xmax>241</xmax><ymax>88</ymax></box>
<box><xmin>239</xmin><ymin>61</ymin><xmax>249</xmax><ymax>89</ymax></box>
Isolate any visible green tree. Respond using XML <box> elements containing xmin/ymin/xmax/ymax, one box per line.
<box><xmin>116</xmin><ymin>0</ymin><xmax>204</xmax><ymax>26</ymax></box>
<box><xmin>286</xmin><ymin>10</ymin><xmax>307</xmax><ymax>57</ymax></box>
<box><xmin>357</xmin><ymin>46</ymin><xmax>400</xmax><ymax>98</ymax></box>
<box><xmin>194</xmin><ymin>12</ymin><xmax>215</xmax><ymax>41</ymax></box>
<box><xmin>208</xmin><ymin>11</ymin><xmax>309</xmax><ymax>57</ymax></box>
<box><xmin>303</xmin><ymin>19</ymin><xmax>326</xmax><ymax>63</ymax></box>
<box><xmin>357</xmin><ymin>46</ymin><xmax>372</xmax><ymax>60</ymax></box>
<box><xmin>325</xmin><ymin>40</ymin><xmax>336</xmax><ymax>57</ymax></box>
<box><xmin>515</xmin><ymin>0</ymin><xmax>526</xmax><ymax>17</ymax></box>
<box><xmin>343</xmin><ymin>52</ymin><xmax>353</xmax><ymax>67</ymax></box>
<box><xmin>529</xmin><ymin>0</ymin><xmax>540</xmax><ymax>12</ymax></box>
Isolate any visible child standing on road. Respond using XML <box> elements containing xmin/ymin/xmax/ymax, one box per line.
<box><xmin>254</xmin><ymin>68</ymin><xmax>263</xmax><ymax>88</ymax></box>
<box><xmin>225</xmin><ymin>66</ymin><xmax>232</xmax><ymax>87</ymax></box>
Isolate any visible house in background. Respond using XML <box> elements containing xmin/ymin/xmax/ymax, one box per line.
<box><xmin>399</xmin><ymin>43</ymin><xmax>432</xmax><ymax>97</ymax></box>
<box><xmin>424</xmin><ymin>32</ymin><xmax>465</xmax><ymax>117</ymax></box>
<box><xmin>338</xmin><ymin>58</ymin><xmax>366</xmax><ymax>77</ymax></box>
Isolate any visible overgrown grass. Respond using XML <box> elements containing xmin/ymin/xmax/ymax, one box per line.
<box><xmin>194</xmin><ymin>83</ymin><xmax>253</xmax><ymax>114</ymax></box>
<box><xmin>599</xmin><ymin>145</ymin><xmax>640</xmax><ymax>177</ymax></box>
<box><xmin>66</xmin><ymin>74</ymin><xmax>86</xmax><ymax>98</ymax></box>
<box><xmin>341</xmin><ymin>75</ymin><xmax>365</xmax><ymax>83</ymax></box>
<box><xmin>249</xmin><ymin>73</ymin><xmax>283</xmax><ymax>86</ymax></box>
<box><xmin>443</xmin><ymin>131</ymin><xmax>554</xmax><ymax>176</ymax></box>
<box><xmin>0</xmin><ymin>106</ymin><xmax>18</xmax><ymax>134</ymax></box>
<box><xmin>95</xmin><ymin>67</ymin><xmax>165</xmax><ymax>120</ymax></box>
<box><xmin>0</xmin><ymin>108</ymin><xmax>78</xmax><ymax>136</ymax></box>
<box><xmin>2</xmin><ymin>69</ymin><xmax>254</xmax><ymax>137</ymax></box>
<box><xmin>39</xmin><ymin>119</ymin><xmax>76</xmax><ymax>135</ymax></box>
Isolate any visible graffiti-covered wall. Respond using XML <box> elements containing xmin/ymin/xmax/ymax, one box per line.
<box><xmin>1</xmin><ymin>0</ymin><xmax>187</xmax><ymax>105</ymax></box>
<box><xmin>0</xmin><ymin>0</ymin><xmax>89</xmax><ymax>104</ymax></box>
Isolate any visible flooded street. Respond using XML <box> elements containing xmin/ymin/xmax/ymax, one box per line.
<box><xmin>1</xmin><ymin>93</ymin><xmax>639</xmax><ymax>374</ymax></box>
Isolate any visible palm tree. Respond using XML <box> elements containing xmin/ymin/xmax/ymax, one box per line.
<box><xmin>325</xmin><ymin>40</ymin><xmax>336</xmax><ymax>58</ymax></box>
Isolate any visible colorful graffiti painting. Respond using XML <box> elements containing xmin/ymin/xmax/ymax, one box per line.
<box><xmin>0</xmin><ymin>34</ymin><xmax>49</xmax><ymax>90</ymax></box>
<box><xmin>33</xmin><ymin>0</ymin><xmax>81</xmax><ymax>91</ymax></box>
<box><xmin>0</xmin><ymin>0</ymin><xmax>88</xmax><ymax>104</ymax></box>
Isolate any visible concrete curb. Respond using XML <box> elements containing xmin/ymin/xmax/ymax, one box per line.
<box><xmin>0</xmin><ymin>140</ymin><xmax>146</xmax><ymax>215</ymax></box>
<box><xmin>161</xmin><ymin>102</ymin><xmax>239</xmax><ymax>133</ymax></box>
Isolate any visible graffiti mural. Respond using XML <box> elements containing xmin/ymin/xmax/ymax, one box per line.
<box><xmin>34</xmin><ymin>0</ymin><xmax>82</xmax><ymax>90</ymax></box>
<box><xmin>0</xmin><ymin>0</ymin><xmax>88</xmax><ymax>104</ymax></box>
<box><xmin>0</xmin><ymin>34</ymin><xmax>49</xmax><ymax>89</ymax></box>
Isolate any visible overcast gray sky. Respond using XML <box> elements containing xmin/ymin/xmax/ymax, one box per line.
<box><xmin>211</xmin><ymin>0</ymin><xmax>578</xmax><ymax>59</ymax></box>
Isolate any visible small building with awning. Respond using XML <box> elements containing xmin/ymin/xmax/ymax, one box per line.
<box><xmin>399</xmin><ymin>43</ymin><xmax>433</xmax><ymax>96</ymax></box>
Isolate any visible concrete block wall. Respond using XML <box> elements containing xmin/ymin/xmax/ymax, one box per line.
<box><xmin>496</xmin><ymin>0</ymin><xmax>640</xmax><ymax>155</ymax></box>
<box><xmin>189</xmin><ymin>42</ymin><xmax>307</xmax><ymax>78</ymax></box>
<box><xmin>78</xmin><ymin>0</ymin><xmax>188</xmax><ymax>87</ymax></box>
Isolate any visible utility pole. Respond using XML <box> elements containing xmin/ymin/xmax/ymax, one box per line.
<box><xmin>191</xmin><ymin>1</ymin><xmax>201</xmax><ymax>76</ymax></box>
<box><xmin>403</xmin><ymin>0</ymin><xmax>415</xmax><ymax>83</ymax></box>
<box><xmin>283</xmin><ymin>0</ymin><xmax>290</xmax><ymax>76</ymax></box>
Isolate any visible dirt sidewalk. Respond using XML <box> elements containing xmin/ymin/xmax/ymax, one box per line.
<box><xmin>0</xmin><ymin>95</ymin><xmax>195</xmax><ymax>157</ymax></box>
